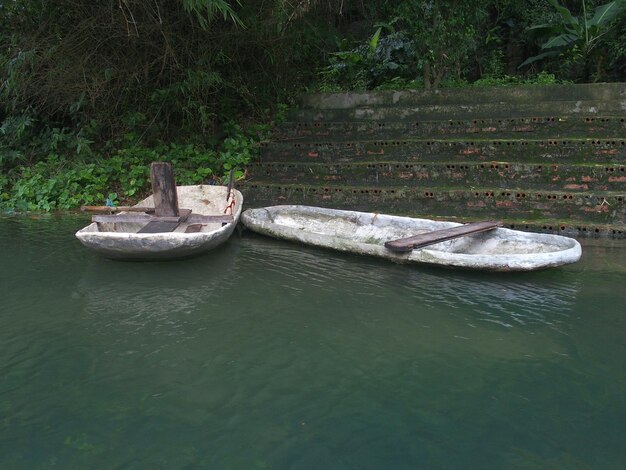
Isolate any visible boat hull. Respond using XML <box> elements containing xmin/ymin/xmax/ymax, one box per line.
<box><xmin>76</xmin><ymin>185</ymin><xmax>242</xmax><ymax>260</ymax></box>
<box><xmin>241</xmin><ymin>205</ymin><xmax>582</xmax><ymax>271</ymax></box>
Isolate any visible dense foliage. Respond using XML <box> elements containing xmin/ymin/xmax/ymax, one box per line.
<box><xmin>320</xmin><ymin>0</ymin><xmax>626</xmax><ymax>90</ymax></box>
<box><xmin>1</xmin><ymin>0</ymin><xmax>625</xmax><ymax>211</ymax></box>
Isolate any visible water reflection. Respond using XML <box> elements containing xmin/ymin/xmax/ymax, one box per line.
<box><xmin>405</xmin><ymin>271</ymin><xmax>578</xmax><ymax>330</ymax></box>
<box><xmin>241</xmin><ymin>233</ymin><xmax>580</xmax><ymax>328</ymax></box>
<box><xmin>235</xmin><ymin>234</ymin><xmax>584</xmax><ymax>361</ymax></box>
<box><xmin>75</xmin><ymin>241</ymin><xmax>240</xmax><ymax>355</ymax></box>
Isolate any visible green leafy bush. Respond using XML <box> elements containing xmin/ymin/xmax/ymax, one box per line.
<box><xmin>318</xmin><ymin>1</ymin><xmax>490</xmax><ymax>91</ymax></box>
<box><xmin>0</xmin><ymin>115</ymin><xmax>274</xmax><ymax>212</ymax></box>
<box><xmin>472</xmin><ymin>71</ymin><xmax>567</xmax><ymax>87</ymax></box>
<box><xmin>320</xmin><ymin>34</ymin><xmax>417</xmax><ymax>90</ymax></box>
<box><xmin>520</xmin><ymin>0</ymin><xmax>626</xmax><ymax>81</ymax></box>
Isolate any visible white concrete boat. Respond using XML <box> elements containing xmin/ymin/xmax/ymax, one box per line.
<box><xmin>241</xmin><ymin>205</ymin><xmax>582</xmax><ymax>271</ymax></box>
<box><xmin>76</xmin><ymin>185</ymin><xmax>242</xmax><ymax>260</ymax></box>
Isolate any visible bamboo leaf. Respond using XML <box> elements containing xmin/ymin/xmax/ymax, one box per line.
<box><xmin>527</xmin><ymin>23</ymin><xmax>557</xmax><ymax>31</ymax></box>
<box><xmin>519</xmin><ymin>50</ymin><xmax>561</xmax><ymax>68</ymax></box>
<box><xmin>526</xmin><ymin>23</ymin><xmax>561</xmax><ymax>36</ymax></box>
<box><xmin>541</xmin><ymin>33</ymin><xmax>578</xmax><ymax>49</ymax></box>
<box><xmin>588</xmin><ymin>1</ymin><xmax>626</xmax><ymax>27</ymax></box>
<box><xmin>369</xmin><ymin>27</ymin><xmax>382</xmax><ymax>53</ymax></box>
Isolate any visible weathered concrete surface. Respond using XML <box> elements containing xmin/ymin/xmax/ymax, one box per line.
<box><xmin>242</xmin><ymin>205</ymin><xmax>582</xmax><ymax>271</ymax></box>
<box><xmin>299</xmin><ymin>83</ymin><xmax>626</xmax><ymax>109</ymax></box>
<box><xmin>290</xmin><ymin>100</ymin><xmax>626</xmax><ymax>122</ymax></box>
<box><xmin>76</xmin><ymin>185</ymin><xmax>243</xmax><ymax>260</ymax></box>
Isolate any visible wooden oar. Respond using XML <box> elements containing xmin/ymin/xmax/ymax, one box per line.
<box><xmin>137</xmin><ymin>209</ymin><xmax>193</xmax><ymax>233</ymax></box>
<box><xmin>385</xmin><ymin>220</ymin><xmax>503</xmax><ymax>253</ymax></box>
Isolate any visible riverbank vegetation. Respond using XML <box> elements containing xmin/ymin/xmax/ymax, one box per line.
<box><xmin>2</xmin><ymin>0</ymin><xmax>625</xmax><ymax>211</ymax></box>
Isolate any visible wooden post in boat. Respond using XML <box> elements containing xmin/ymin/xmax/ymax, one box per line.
<box><xmin>137</xmin><ymin>162</ymin><xmax>185</xmax><ymax>233</ymax></box>
<box><xmin>150</xmin><ymin>161</ymin><xmax>179</xmax><ymax>217</ymax></box>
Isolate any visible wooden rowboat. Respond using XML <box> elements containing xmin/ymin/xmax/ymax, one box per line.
<box><xmin>77</xmin><ymin>163</ymin><xmax>243</xmax><ymax>260</ymax></box>
<box><xmin>241</xmin><ymin>205</ymin><xmax>582</xmax><ymax>271</ymax></box>
<box><xmin>76</xmin><ymin>184</ymin><xmax>243</xmax><ymax>260</ymax></box>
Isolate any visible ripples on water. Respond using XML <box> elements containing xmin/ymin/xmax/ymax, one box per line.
<box><xmin>242</xmin><ymin>235</ymin><xmax>580</xmax><ymax>328</ymax></box>
<box><xmin>0</xmin><ymin>216</ymin><xmax>625</xmax><ymax>468</ymax></box>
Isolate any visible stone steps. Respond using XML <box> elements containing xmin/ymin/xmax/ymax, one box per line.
<box><xmin>261</xmin><ymin>138</ymin><xmax>625</xmax><ymax>164</ymax></box>
<box><xmin>242</xmin><ymin>83</ymin><xmax>626</xmax><ymax>239</ymax></box>
<box><xmin>248</xmin><ymin>161</ymin><xmax>626</xmax><ymax>192</ymax></box>
<box><xmin>273</xmin><ymin>116</ymin><xmax>625</xmax><ymax>141</ymax></box>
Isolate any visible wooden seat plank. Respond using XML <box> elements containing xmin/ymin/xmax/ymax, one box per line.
<box><xmin>385</xmin><ymin>221</ymin><xmax>502</xmax><ymax>253</ymax></box>
<box><xmin>137</xmin><ymin>209</ymin><xmax>192</xmax><ymax>234</ymax></box>
<box><xmin>137</xmin><ymin>220</ymin><xmax>182</xmax><ymax>233</ymax></box>
<box><xmin>81</xmin><ymin>205</ymin><xmax>155</xmax><ymax>213</ymax></box>
<box><xmin>93</xmin><ymin>212</ymin><xmax>232</xmax><ymax>228</ymax></box>
<box><xmin>93</xmin><ymin>209</ymin><xmax>192</xmax><ymax>224</ymax></box>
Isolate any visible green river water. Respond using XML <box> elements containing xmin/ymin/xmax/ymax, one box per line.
<box><xmin>1</xmin><ymin>215</ymin><xmax>625</xmax><ymax>469</ymax></box>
